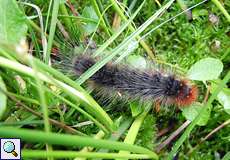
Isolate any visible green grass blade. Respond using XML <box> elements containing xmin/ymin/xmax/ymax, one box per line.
<box><xmin>44</xmin><ymin>0</ymin><xmax>53</xmax><ymax>33</ymax></box>
<box><xmin>109</xmin><ymin>0</ymin><xmax>155</xmax><ymax>58</ymax></box>
<box><xmin>21</xmin><ymin>2</ymin><xmax>48</xmax><ymax>57</ymax></box>
<box><xmin>0</xmin><ymin>127</ymin><xmax>158</xmax><ymax>158</ymax></box>
<box><xmin>116</xmin><ymin>105</ymin><xmax>151</xmax><ymax>160</ymax></box>
<box><xmin>0</xmin><ymin>120</ymin><xmax>44</xmax><ymax>126</ymax></box>
<box><xmin>30</xmin><ymin>61</ymin><xmax>50</xmax><ymax>133</ymax></box>
<box><xmin>44</xmin><ymin>87</ymin><xmax>108</xmax><ymax>133</ymax></box>
<box><xmin>97</xmin><ymin>118</ymin><xmax>133</xmax><ymax>153</ymax></box>
<box><xmin>93</xmin><ymin>0</ymin><xmax>146</xmax><ymax>57</ymax></box>
<box><xmin>45</xmin><ymin>0</ymin><xmax>60</xmax><ymax>63</ymax></box>
<box><xmin>30</xmin><ymin>60</ymin><xmax>53</xmax><ymax>158</ymax></box>
<box><xmin>91</xmin><ymin>0</ymin><xmax>112</xmax><ymax>36</ymax></box>
<box><xmin>22</xmin><ymin>150</ymin><xmax>156</xmax><ymax>159</ymax></box>
<box><xmin>6</xmin><ymin>91</ymin><xmax>39</xmax><ymax>105</ymax></box>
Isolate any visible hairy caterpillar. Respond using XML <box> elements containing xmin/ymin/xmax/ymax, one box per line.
<box><xmin>72</xmin><ymin>55</ymin><xmax>198</xmax><ymax>107</ymax></box>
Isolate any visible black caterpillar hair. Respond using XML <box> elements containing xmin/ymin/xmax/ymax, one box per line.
<box><xmin>73</xmin><ymin>55</ymin><xmax>198</xmax><ymax>107</ymax></box>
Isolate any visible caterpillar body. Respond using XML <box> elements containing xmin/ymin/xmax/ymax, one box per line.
<box><xmin>72</xmin><ymin>55</ymin><xmax>198</xmax><ymax>107</ymax></box>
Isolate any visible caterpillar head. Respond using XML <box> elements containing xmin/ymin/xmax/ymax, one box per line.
<box><xmin>174</xmin><ymin>80</ymin><xmax>198</xmax><ymax>107</ymax></box>
<box><xmin>163</xmin><ymin>77</ymin><xmax>198</xmax><ymax>107</ymax></box>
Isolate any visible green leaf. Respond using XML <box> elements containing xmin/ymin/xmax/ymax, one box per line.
<box><xmin>181</xmin><ymin>102</ymin><xmax>212</xmax><ymax>126</ymax></box>
<box><xmin>222</xmin><ymin>151</ymin><xmax>230</xmax><ymax>160</ymax></box>
<box><xmin>127</xmin><ymin>55</ymin><xmax>147</xmax><ymax>69</ymax></box>
<box><xmin>187</xmin><ymin>57</ymin><xmax>223</xmax><ymax>81</ymax></box>
<box><xmin>211</xmin><ymin>81</ymin><xmax>230</xmax><ymax>114</ymax></box>
<box><xmin>0</xmin><ymin>0</ymin><xmax>28</xmax><ymax>44</ymax></box>
<box><xmin>217</xmin><ymin>91</ymin><xmax>230</xmax><ymax>114</ymax></box>
<box><xmin>0</xmin><ymin>75</ymin><xmax>7</xmax><ymax>119</ymax></box>
<box><xmin>82</xmin><ymin>6</ymin><xmax>99</xmax><ymax>35</ymax></box>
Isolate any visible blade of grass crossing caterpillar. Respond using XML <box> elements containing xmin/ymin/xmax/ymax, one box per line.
<box><xmin>77</xmin><ymin>0</ymin><xmax>175</xmax><ymax>84</ymax></box>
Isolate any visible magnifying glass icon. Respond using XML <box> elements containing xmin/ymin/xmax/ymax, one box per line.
<box><xmin>3</xmin><ymin>141</ymin><xmax>18</xmax><ymax>157</ymax></box>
